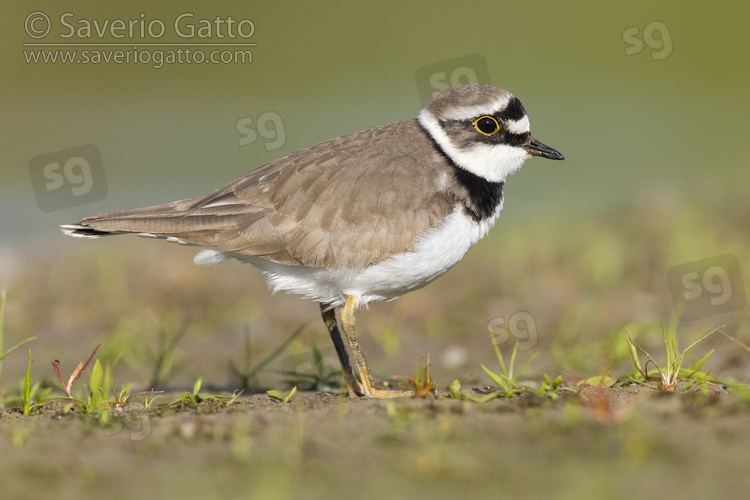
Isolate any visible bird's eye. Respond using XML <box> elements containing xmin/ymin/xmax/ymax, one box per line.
<box><xmin>473</xmin><ymin>116</ymin><xmax>500</xmax><ymax>136</ymax></box>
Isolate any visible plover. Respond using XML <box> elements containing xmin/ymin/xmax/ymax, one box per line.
<box><xmin>62</xmin><ymin>84</ymin><xmax>564</xmax><ymax>398</ymax></box>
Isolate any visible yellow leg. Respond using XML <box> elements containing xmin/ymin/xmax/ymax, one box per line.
<box><xmin>320</xmin><ymin>304</ymin><xmax>364</xmax><ymax>398</ymax></box>
<box><xmin>340</xmin><ymin>295</ymin><xmax>411</xmax><ymax>399</ymax></box>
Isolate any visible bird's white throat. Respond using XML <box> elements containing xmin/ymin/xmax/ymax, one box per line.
<box><xmin>417</xmin><ymin>109</ymin><xmax>530</xmax><ymax>183</ymax></box>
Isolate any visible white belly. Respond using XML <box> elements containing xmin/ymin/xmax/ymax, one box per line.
<box><xmin>195</xmin><ymin>204</ymin><xmax>502</xmax><ymax>309</ymax></box>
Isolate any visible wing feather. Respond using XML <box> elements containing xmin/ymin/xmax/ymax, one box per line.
<box><xmin>66</xmin><ymin>120</ymin><xmax>457</xmax><ymax>270</ymax></box>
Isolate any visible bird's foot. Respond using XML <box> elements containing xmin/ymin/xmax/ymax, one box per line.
<box><xmin>362</xmin><ymin>387</ymin><xmax>413</xmax><ymax>399</ymax></box>
<box><xmin>343</xmin><ymin>374</ymin><xmax>411</xmax><ymax>398</ymax></box>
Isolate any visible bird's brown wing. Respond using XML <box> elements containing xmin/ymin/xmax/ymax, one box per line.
<box><xmin>69</xmin><ymin>120</ymin><xmax>457</xmax><ymax>270</ymax></box>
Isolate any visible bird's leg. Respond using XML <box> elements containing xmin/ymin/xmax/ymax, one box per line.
<box><xmin>340</xmin><ymin>295</ymin><xmax>411</xmax><ymax>398</ymax></box>
<box><xmin>320</xmin><ymin>304</ymin><xmax>364</xmax><ymax>397</ymax></box>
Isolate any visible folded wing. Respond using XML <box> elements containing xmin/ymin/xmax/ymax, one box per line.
<box><xmin>62</xmin><ymin>120</ymin><xmax>456</xmax><ymax>270</ymax></box>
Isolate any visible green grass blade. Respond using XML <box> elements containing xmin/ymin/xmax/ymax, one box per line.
<box><xmin>488</xmin><ymin>329</ymin><xmax>508</xmax><ymax>377</ymax></box>
<box><xmin>447</xmin><ymin>379</ymin><xmax>461</xmax><ymax>398</ymax></box>
<box><xmin>89</xmin><ymin>359</ymin><xmax>103</xmax><ymax>411</ymax></box>
<box><xmin>481</xmin><ymin>363</ymin><xmax>507</xmax><ymax>391</ymax></box>
<box><xmin>247</xmin><ymin>321</ymin><xmax>309</xmax><ymax>380</ymax></box>
<box><xmin>267</xmin><ymin>386</ymin><xmax>297</xmax><ymax>403</ymax></box>
<box><xmin>266</xmin><ymin>389</ymin><xmax>282</xmax><ymax>400</ymax></box>
<box><xmin>690</xmin><ymin>349</ymin><xmax>715</xmax><ymax>373</ymax></box>
<box><xmin>514</xmin><ymin>351</ymin><xmax>541</xmax><ymax>384</ymax></box>
<box><xmin>312</xmin><ymin>344</ymin><xmax>324</xmax><ymax>379</ymax></box>
<box><xmin>627</xmin><ymin>332</ymin><xmax>664</xmax><ymax>379</ymax></box>
<box><xmin>508</xmin><ymin>342</ymin><xmax>520</xmax><ymax>381</ymax></box>
<box><xmin>0</xmin><ymin>337</ymin><xmax>37</xmax><ymax>363</ymax></box>
<box><xmin>578</xmin><ymin>375</ymin><xmax>617</xmax><ymax>387</ymax></box>
<box><xmin>626</xmin><ymin>330</ymin><xmax>645</xmax><ymax>380</ymax></box>
<box><xmin>465</xmin><ymin>392</ymin><xmax>501</xmax><ymax>403</ymax></box>
<box><xmin>284</xmin><ymin>386</ymin><xmax>297</xmax><ymax>402</ymax></box>
<box><xmin>682</xmin><ymin>326</ymin><xmax>722</xmax><ymax>358</ymax></box>
<box><xmin>661</xmin><ymin>322</ymin><xmax>676</xmax><ymax>372</ymax></box>
<box><xmin>23</xmin><ymin>349</ymin><xmax>32</xmax><ymax>416</ymax></box>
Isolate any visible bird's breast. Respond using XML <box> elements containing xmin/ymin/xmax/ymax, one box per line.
<box><xmin>249</xmin><ymin>202</ymin><xmax>503</xmax><ymax>308</ymax></box>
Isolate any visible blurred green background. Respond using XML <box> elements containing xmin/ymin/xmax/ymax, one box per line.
<box><xmin>1</xmin><ymin>2</ymin><xmax>749</xmax><ymax>387</ymax></box>
<box><xmin>3</xmin><ymin>4</ymin><xmax>750</xmax><ymax>498</ymax></box>
<box><xmin>3</xmin><ymin>2</ymin><xmax>749</xmax><ymax>238</ymax></box>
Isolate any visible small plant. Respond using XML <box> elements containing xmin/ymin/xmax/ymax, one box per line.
<box><xmin>165</xmin><ymin>376</ymin><xmax>242</xmax><ymax>406</ymax></box>
<box><xmin>446</xmin><ymin>379</ymin><xmax>497</xmax><ymax>403</ymax></box>
<box><xmin>448</xmin><ymin>374</ymin><xmax>570</xmax><ymax>403</ymax></box>
<box><xmin>626</xmin><ymin>323</ymin><xmax>721</xmax><ymax>391</ymax></box>
<box><xmin>145</xmin><ymin>316</ymin><xmax>191</xmax><ymax>389</ymax></box>
<box><xmin>242</xmin><ymin>321</ymin><xmax>313</xmax><ymax>390</ymax></box>
<box><xmin>481</xmin><ymin>337</ymin><xmax>540</xmax><ymax>398</ymax></box>
<box><xmin>267</xmin><ymin>386</ymin><xmax>297</xmax><ymax>403</ymax></box>
<box><xmin>9</xmin><ymin>356</ymin><xmax>50</xmax><ymax>414</ymax></box>
<box><xmin>531</xmin><ymin>374</ymin><xmax>569</xmax><ymax>399</ymax></box>
<box><xmin>229</xmin><ymin>325</ymin><xmax>256</xmax><ymax>390</ymax></box>
<box><xmin>182</xmin><ymin>377</ymin><xmax>207</xmax><ymax>404</ymax></box>
<box><xmin>49</xmin><ymin>345</ymin><xmax>130</xmax><ymax>414</ymax></box>
<box><xmin>99</xmin><ymin>354</ymin><xmax>163</xmax><ymax>409</ymax></box>
<box><xmin>447</xmin><ymin>331</ymin><xmax>568</xmax><ymax>403</ymax></box>
<box><xmin>142</xmin><ymin>392</ymin><xmax>162</xmax><ymax>409</ymax></box>
<box><xmin>578</xmin><ymin>357</ymin><xmax>617</xmax><ymax>388</ymax></box>
<box><xmin>52</xmin><ymin>344</ymin><xmax>101</xmax><ymax>398</ymax></box>
<box><xmin>108</xmin><ymin>373</ymin><xmax>132</xmax><ymax>407</ymax></box>
<box><xmin>108</xmin><ymin>380</ymin><xmax>162</xmax><ymax>409</ymax></box>
<box><xmin>274</xmin><ymin>342</ymin><xmax>341</xmax><ymax>392</ymax></box>
<box><xmin>393</xmin><ymin>355</ymin><xmax>433</xmax><ymax>398</ymax></box>
<box><xmin>88</xmin><ymin>358</ymin><xmax>105</xmax><ymax>412</ymax></box>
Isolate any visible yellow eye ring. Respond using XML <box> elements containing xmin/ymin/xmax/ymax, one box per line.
<box><xmin>473</xmin><ymin>116</ymin><xmax>500</xmax><ymax>136</ymax></box>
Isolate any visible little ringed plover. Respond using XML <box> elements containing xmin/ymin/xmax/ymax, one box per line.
<box><xmin>61</xmin><ymin>84</ymin><xmax>564</xmax><ymax>398</ymax></box>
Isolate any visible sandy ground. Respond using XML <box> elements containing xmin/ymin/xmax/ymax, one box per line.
<box><xmin>2</xmin><ymin>384</ymin><xmax>750</xmax><ymax>500</ymax></box>
<box><xmin>2</xmin><ymin>193</ymin><xmax>749</xmax><ymax>500</ymax></box>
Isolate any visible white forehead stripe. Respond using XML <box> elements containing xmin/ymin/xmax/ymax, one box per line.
<box><xmin>506</xmin><ymin>115</ymin><xmax>530</xmax><ymax>135</ymax></box>
<box><xmin>437</xmin><ymin>95</ymin><xmax>513</xmax><ymax>121</ymax></box>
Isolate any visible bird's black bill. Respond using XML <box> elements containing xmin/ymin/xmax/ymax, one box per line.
<box><xmin>524</xmin><ymin>138</ymin><xmax>564</xmax><ymax>160</ymax></box>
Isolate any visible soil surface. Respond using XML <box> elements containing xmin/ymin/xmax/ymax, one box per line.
<box><xmin>3</xmin><ymin>384</ymin><xmax>750</xmax><ymax>500</ymax></box>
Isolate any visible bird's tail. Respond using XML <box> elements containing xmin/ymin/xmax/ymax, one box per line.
<box><xmin>59</xmin><ymin>199</ymin><xmax>196</xmax><ymax>239</ymax></box>
<box><xmin>57</xmin><ymin>189</ymin><xmax>255</xmax><ymax>251</ymax></box>
<box><xmin>60</xmin><ymin>223</ymin><xmax>119</xmax><ymax>238</ymax></box>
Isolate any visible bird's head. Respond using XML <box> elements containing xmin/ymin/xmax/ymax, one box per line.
<box><xmin>418</xmin><ymin>84</ymin><xmax>564</xmax><ymax>183</ymax></box>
